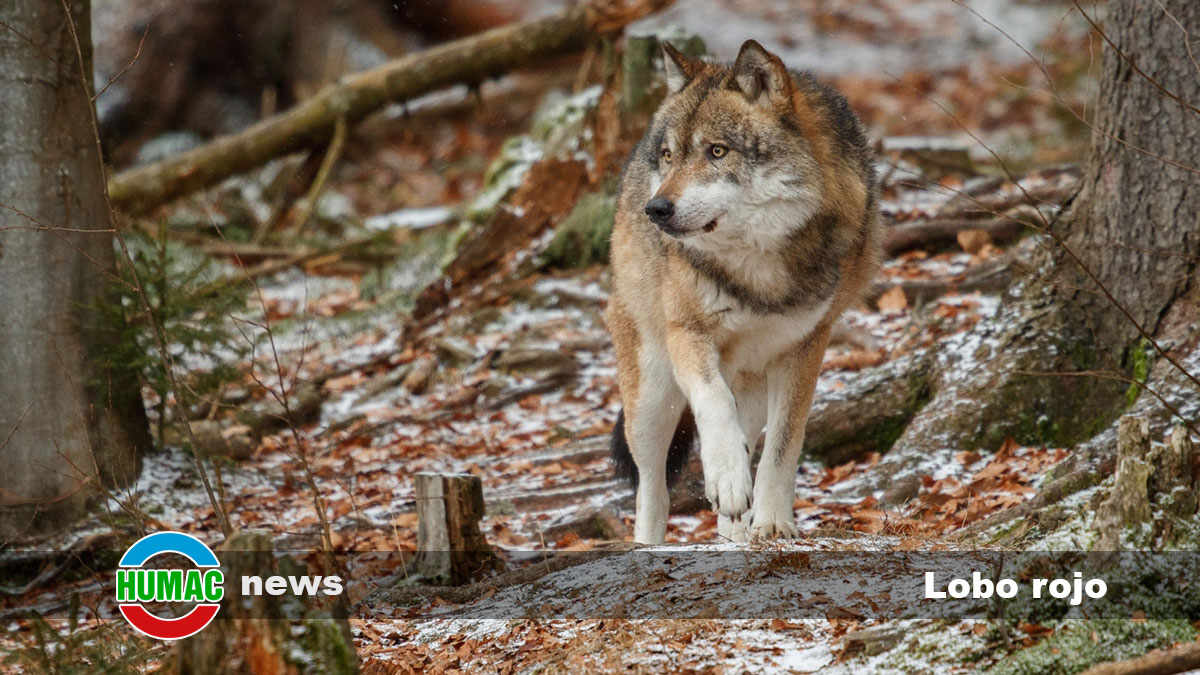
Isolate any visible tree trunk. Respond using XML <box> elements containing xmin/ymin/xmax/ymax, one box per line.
<box><xmin>0</xmin><ymin>0</ymin><xmax>150</xmax><ymax>540</ymax></box>
<box><xmin>860</xmin><ymin>0</ymin><xmax>1200</xmax><ymax>491</ymax></box>
<box><xmin>1061</xmin><ymin>0</ymin><xmax>1200</xmax><ymax>356</ymax></box>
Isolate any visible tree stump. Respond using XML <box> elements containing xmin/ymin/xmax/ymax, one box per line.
<box><xmin>1158</xmin><ymin>424</ymin><xmax>1196</xmax><ymax>517</ymax></box>
<box><xmin>176</xmin><ymin>530</ymin><xmax>358</xmax><ymax>674</ymax></box>
<box><xmin>414</xmin><ymin>473</ymin><xmax>499</xmax><ymax>585</ymax></box>
<box><xmin>621</xmin><ymin>30</ymin><xmax>705</xmax><ymax>114</ymax></box>
<box><xmin>1093</xmin><ymin>416</ymin><xmax>1199</xmax><ymax>550</ymax></box>
<box><xmin>1093</xmin><ymin>416</ymin><xmax>1152</xmax><ymax>550</ymax></box>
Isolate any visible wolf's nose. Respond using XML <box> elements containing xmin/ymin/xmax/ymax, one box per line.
<box><xmin>644</xmin><ymin>197</ymin><xmax>675</xmax><ymax>226</ymax></box>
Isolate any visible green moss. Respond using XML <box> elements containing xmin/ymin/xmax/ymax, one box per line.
<box><xmin>285</xmin><ymin>616</ymin><xmax>359</xmax><ymax>674</ymax></box>
<box><xmin>622</xmin><ymin>30</ymin><xmax>707</xmax><ymax>113</ymax></box>
<box><xmin>467</xmin><ymin>136</ymin><xmax>543</xmax><ymax>222</ymax></box>
<box><xmin>989</xmin><ymin>620</ymin><xmax>1196</xmax><ymax>675</ymax></box>
<box><xmin>874</xmin><ymin>620</ymin><xmax>990</xmax><ymax>672</ymax></box>
<box><xmin>539</xmin><ymin>191</ymin><xmax>617</xmax><ymax>269</ymax></box>
<box><xmin>1124</xmin><ymin>338</ymin><xmax>1153</xmax><ymax>407</ymax></box>
<box><xmin>868</xmin><ymin>370</ymin><xmax>933</xmax><ymax>452</ymax></box>
<box><xmin>978</xmin><ymin>340</ymin><xmax>1123</xmax><ymax>452</ymax></box>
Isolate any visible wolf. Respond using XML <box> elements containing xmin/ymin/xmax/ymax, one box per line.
<box><xmin>606</xmin><ymin>39</ymin><xmax>879</xmax><ymax>544</ymax></box>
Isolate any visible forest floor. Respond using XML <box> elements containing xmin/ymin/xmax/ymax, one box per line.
<box><xmin>7</xmin><ymin>1</ymin><xmax>1199</xmax><ymax>673</ymax></box>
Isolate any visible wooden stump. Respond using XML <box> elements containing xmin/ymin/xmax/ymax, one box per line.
<box><xmin>175</xmin><ymin>531</ymin><xmax>358</xmax><ymax>675</ymax></box>
<box><xmin>1093</xmin><ymin>416</ymin><xmax>1199</xmax><ymax>550</ymax></box>
<box><xmin>1093</xmin><ymin>416</ymin><xmax>1152</xmax><ymax>550</ymax></box>
<box><xmin>414</xmin><ymin>473</ymin><xmax>499</xmax><ymax>585</ymax></box>
<box><xmin>621</xmin><ymin>30</ymin><xmax>705</xmax><ymax>114</ymax></box>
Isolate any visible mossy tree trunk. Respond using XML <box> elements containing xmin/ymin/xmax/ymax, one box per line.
<box><xmin>864</xmin><ymin>0</ymin><xmax>1200</xmax><ymax>490</ymax></box>
<box><xmin>0</xmin><ymin>0</ymin><xmax>150</xmax><ymax>540</ymax></box>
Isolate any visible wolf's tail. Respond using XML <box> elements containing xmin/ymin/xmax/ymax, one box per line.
<box><xmin>610</xmin><ymin>407</ymin><xmax>696</xmax><ymax>487</ymax></box>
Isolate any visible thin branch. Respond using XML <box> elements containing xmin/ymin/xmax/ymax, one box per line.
<box><xmin>281</xmin><ymin>115</ymin><xmax>348</xmax><ymax>238</ymax></box>
<box><xmin>948</xmin><ymin>0</ymin><xmax>1200</xmax><ymax>177</ymax></box>
<box><xmin>92</xmin><ymin>24</ymin><xmax>148</xmax><ymax>102</ymax></box>
<box><xmin>1152</xmin><ymin>0</ymin><xmax>1200</xmax><ymax>79</ymax></box>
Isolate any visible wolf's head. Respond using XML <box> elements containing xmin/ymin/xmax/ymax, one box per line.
<box><xmin>641</xmin><ymin>40</ymin><xmax>827</xmax><ymax>254</ymax></box>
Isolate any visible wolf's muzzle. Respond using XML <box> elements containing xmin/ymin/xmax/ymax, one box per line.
<box><xmin>644</xmin><ymin>197</ymin><xmax>675</xmax><ymax>228</ymax></box>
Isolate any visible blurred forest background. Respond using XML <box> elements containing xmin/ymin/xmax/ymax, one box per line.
<box><xmin>2</xmin><ymin>0</ymin><xmax>1199</xmax><ymax>672</ymax></box>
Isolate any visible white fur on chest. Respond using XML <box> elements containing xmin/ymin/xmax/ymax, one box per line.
<box><xmin>698</xmin><ymin>280</ymin><xmax>831</xmax><ymax>374</ymax></box>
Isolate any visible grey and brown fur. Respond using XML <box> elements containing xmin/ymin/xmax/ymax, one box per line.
<box><xmin>606</xmin><ymin>39</ymin><xmax>879</xmax><ymax>543</ymax></box>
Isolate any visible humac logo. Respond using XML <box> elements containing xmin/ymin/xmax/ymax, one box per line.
<box><xmin>115</xmin><ymin>532</ymin><xmax>223</xmax><ymax>640</ymax></box>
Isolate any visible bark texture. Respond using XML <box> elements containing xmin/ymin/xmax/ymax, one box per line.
<box><xmin>414</xmin><ymin>473</ymin><xmax>499</xmax><ymax>585</ymax></box>
<box><xmin>856</xmin><ymin>0</ymin><xmax>1200</xmax><ymax>487</ymax></box>
<box><xmin>1060</xmin><ymin>0</ymin><xmax>1200</xmax><ymax>357</ymax></box>
<box><xmin>0</xmin><ymin>0</ymin><xmax>149</xmax><ymax>540</ymax></box>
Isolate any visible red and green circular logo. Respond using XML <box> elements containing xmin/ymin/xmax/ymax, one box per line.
<box><xmin>115</xmin><ymin>532</ymin><xmax>223</xmax><ymax>640</ymax></box>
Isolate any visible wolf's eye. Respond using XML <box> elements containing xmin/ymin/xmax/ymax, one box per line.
<box><xmin>708</xmin><ymin>144</ymin><xmax>728</xmax><ymax>159</ymax></box>
<box><xmin>660</xmin><ymin>148</ymin><xmax>672</xmax><ymax>163</ymax></box>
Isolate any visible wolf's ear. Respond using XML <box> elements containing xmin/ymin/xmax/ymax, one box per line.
<box><xmin>729</xmin><ymin>39</ymin><xmax>792</xmax><ymax>105</ymax></box>
<box><xmin>661</xmin><ymin>42</ymin><xmax>700</xmax><ymax>93</ymax></box>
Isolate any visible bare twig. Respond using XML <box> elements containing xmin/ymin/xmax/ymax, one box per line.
<box><xmin>1015</xmin><ymin>369</ymin><xmax>1200</xmax><ymax>440</ymax></box>
<box><xmin>949</xmin><ymin>0</ymin><xmax>1200</xmax><ymax>177</ymax></box>
<box><xmin>281</xmin><ymin>116</ymin><xmax>347</xmax><ymax>238</ymax></box>
<box><xmin>888</xmin><ymin>58</ymin><xmax>1200</xmax><ymax>405</ymax></box>
<box><xmin>93</xmin><ymin>24</ymin><xmax>148</xmax><ymax>102</ymax></box>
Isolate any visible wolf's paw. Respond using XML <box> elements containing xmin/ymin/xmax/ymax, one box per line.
<box><xmin>704</xmin><ymin>456</ymin><xmax>753</xmax><ymax>517</ymax></box>
<box><xmin>749</xmin><ymin>510</ymin><xmax>799</xmax><ymax>540</ymax></box>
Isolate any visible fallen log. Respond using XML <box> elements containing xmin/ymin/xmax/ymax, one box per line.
<box><xmin>864</xmin><ymin>255</ymin><xmax>1013</xmax><ymax>307</ymax></box>
<box><xmin>1079</xmin><ymin>640</ymin><xmax>1200</xmax><ymax>675</ymax></box>
<box><xmin>882</xmin><ymin>206</ymin><xmax>1037</xmax><ymax>256</ymax></box>
<box><xmin>107</xmin><ymin>0</ymin><xmax>674</xmax><ymax>215</ymax></box>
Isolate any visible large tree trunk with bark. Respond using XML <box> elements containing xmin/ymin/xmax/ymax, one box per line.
<box><xmin>856</xmin><ymin>0</ymin><xmax>1200</xmax><ymax>494</ymax></box>
<box><xmin>0</xmin><ymin>0</ymin><xmax>150</xmax><ymax>541</ymax></box>
<box><xmin>1052</xmin><ymin>0</ymin><xmax>1200</xmax><ymax>375</ymax></box>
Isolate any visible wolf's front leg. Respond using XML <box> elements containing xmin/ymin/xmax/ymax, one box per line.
<box><xmin>667</xmin><ymin>328</ymin><xmax>753</xmax><ymax>519</ymax></box>
<box><xmin>718</xmin><ymin>374</ymin><xmax>767</xmax><ymax>542</ymax></box>
<box><xmin>626</xmin><ymin>349</ymin><xmax>687</xmax><ymax>545</ymax></box>
<box><xmin>751</xmin><ymin>326</ymin><xmax>831</xmax><ymax>539</ymax></box>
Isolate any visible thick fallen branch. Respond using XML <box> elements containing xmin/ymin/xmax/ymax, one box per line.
<box><xmin>864</xmin><ymin>254</ymin><xmax>1013</xmax><ymax>307</ymax></box>
<box><xmin>196</xmin><ymin>232</ymin><xmax>390</xmax><ymax>297</ymax></box>
<box><xmin>883</xmin><ymin>211</ymin><xmax>1031</xmax><ymax>256</ymax></box>
<box><xmin>1080</xmin><ymin>641</ymin><xmax>1200</xmax><ymax>675</ymax></box>
<box><xmin>280</xmin><ymin>116</ymin><xmax>348</xmax><ymax>239</ymax></box>
<box><xmin>107</xmin><ymin>0</ymin><xmax>673</xmax><ymax>214</ymax></box>
<box><xmin>125</xmin><ymin>232</ymin><xmax>392</xmax><ymax>329</ymax></box>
